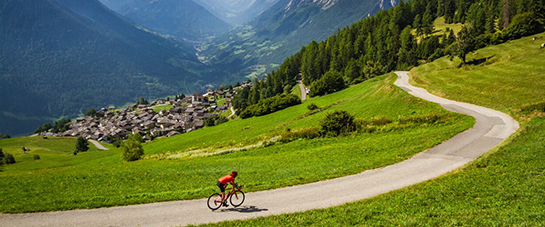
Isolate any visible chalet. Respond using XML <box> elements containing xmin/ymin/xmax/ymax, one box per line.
<box><xmin>156</xmin><ymin>99</ymin><xmax>166</xmax><ymax>105</ymax></box>
<box><xmin>192</xmin><ymin>93</ymin><xmax>204</xmax><ymax>103</ymax></box>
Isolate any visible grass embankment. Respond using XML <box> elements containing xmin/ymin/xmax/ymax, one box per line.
<box><xmin>0</xmin><ymin>75</ymin><xmax>473</xmax><ymax>213</ymax></box>
<box><xmin>411</xmin><ymin>33</ymin><xmax>545</xmax><ymax>118</ymax></box>
<box><xmin>201</xmin><ymin>33</ymin><xmax>545</xmax><ymax>226</ymax></box>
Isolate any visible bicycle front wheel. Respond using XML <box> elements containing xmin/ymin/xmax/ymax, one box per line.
<box><xmin>207</xmin><ymin>193</ymin><xmax>223</xmax><ymax>210</ymax></box>
<box><xmin>230</xmin><ymin>190</ymin><xmax>245</xmax><ymax>207</ymax></box>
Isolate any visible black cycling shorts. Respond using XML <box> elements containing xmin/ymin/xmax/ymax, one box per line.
<box><xmin>217</xmin><ymin>181</ymin><xmax>226</xmax><ymax>192</ymax></box>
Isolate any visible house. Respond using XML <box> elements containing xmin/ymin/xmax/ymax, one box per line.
<box><xmin>192</xmin><ymin>93</ymin><xmax>204</xmax><ymax>103</ymax></box>
<box><xmin>156</xmin><ymin>99</ymin><xmax>166</xmax><ymax>105</ymax></box>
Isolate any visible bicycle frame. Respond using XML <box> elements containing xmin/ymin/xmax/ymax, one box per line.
<box><xmin>218</xmin><ymin>184</ymin><xmax>241</xmax><ymax>202</ymax></box>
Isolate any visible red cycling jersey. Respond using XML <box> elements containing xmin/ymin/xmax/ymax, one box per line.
<box><xmin>218</xmin><ymin>174</ymin><xmax>235</xmax><ymax>184</ymax></box>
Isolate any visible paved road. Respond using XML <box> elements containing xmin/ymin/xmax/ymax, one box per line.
<box><xmin>0</xmin><ymin>71</ymin><xmax>519</xmax><ymax>227</ymax></box>
<box><xmin>297</xmin><ymin>80</ymin><xmax>307</xmax><ymax>101</ymax></box>
<box><xmin>89</xmin><ymin>140</ymin><xmax>109</xmax><ymax>151</ymax></box>
<box><xmin>228</xmin><ymin>106</ymin><xmax>235</xmax><ymax>119</ymax></box>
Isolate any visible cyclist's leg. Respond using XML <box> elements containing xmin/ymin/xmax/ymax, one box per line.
<box><xmin>217</xmin><ymin>181</ymin><xmax>227</xmax><ymax>204</ymax></box>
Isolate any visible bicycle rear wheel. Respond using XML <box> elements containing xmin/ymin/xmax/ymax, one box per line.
<box><xmin>207</xmin><ymin>193</ymin><xmax>223</xmax><ymax>210</ymax></box>
<box><xmin>230</xmin><ymin>190</ymin><xmax>245</xmax><ymax>207</ymax></box>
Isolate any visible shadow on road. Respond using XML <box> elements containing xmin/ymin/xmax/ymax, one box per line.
<box><xmin>220</xmin><ymin>205</ymin><xmax>268</xmax><ymax>213</ymax></box>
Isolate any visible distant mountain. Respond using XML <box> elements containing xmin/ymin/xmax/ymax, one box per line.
<box><xmin>193</xmin><ymin>0</ymin><xmax>280</xmax><ymax>25</ymax></box>
<box><xmin>0</xmin><ymin>0</ymin><xmax>222</xmax><ymax>136</ymax></box>
<box><xmin>97</xmin><ymin>0</ymin><xmax>132</xmax><ymax>11</ymax></box>
<box><xmin>201</xmin><ymin>0</ymin><xmax>396</xmax><ymax>78</ymax></box>
<box><xmin>115</xmin><ymin>0</ymin><xmax>231</xmax><ymax>41</ymax></box>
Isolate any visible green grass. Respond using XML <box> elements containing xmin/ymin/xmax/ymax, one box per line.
<box><xmin>433</xmin><ymin>17</ymin><xmax>463</xmax><ymax>36</ymax></box>
<box><xmin>0</xmin><ymin>74</ymin><xmax>473</xmax><ymax>213</ymax></box>
<box><xmin>199</xmin><ymin>117</ymin><xmax>545</xmax><ymax>226</ymax></box>
<box><xmin>152</xmin><ymin>104</ymin><xmax>173</xmax><ymax>113</ymax></box>
<box><xmin>291</xmin><ymin>84</ymin><xmax>302</xmax><ymax>100</ymax></box>
<box><xmin>411</xmin><ymin>32</ymin><xmax>545</xmax><ymax>118</ymax></box>
<box><xmin>197</xmin><ymin>32</ymin><xmax>545</xmax><ymax>227</ymax></box>
<box><xmin>0</xmin><ymin>137</ymin><xmax>114</xmax><ymax>172</ymax></box>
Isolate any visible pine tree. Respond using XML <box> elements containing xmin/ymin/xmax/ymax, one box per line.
<box><xmin>422</xmin><ymin>12</ymin><xmax>434</xmax><ymax>36</ymax></box>
<box><xmin>413</xmin><ymin>14</ymin><xmax>423</xmax><ymax>37</ymax></box>
<box><xmin>500</xmin><ymin>0</ymin><xmax>512</xmax><ymax>30</ymax></box>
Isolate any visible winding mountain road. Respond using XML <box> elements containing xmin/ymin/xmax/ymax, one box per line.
<box><xmin>89</xmin><ymin>140</ymin><xmax>109</xmax><ymax>151</ymax></box>
<box><xmin>0</xmin><ymin>72</ymin><xmax>519</xmax><ymax>227</ymax></box>
<box><xmin>297</xmin><ymin>80</ymin><xmax>307</xmax><ymax>101</ymax></box>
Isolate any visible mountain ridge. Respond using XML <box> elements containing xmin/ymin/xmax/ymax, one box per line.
<box><xmin>0</xmin><ymin>0</ymin><xmax>219</xmax><ymax>136</ymax></box>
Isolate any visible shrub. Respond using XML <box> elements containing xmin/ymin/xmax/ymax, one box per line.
<box><xmin>85</xmin><ymin>108</ymin><xmax>97</xmax><ymax>117</ymax></box>
<box><xmin>0</xmin><ymin>133</ymin><xmax>10</xmax><ymax>140</ymax></box>
<box><xmin>319</xmin><ymin>110</ymin><xmax>356</xmax><ymax>137</ymax></box>
<box><xmin>307</xmin><ymin>103</ymin><xmax>319</xmax><ymax>111</ymax></box>
<box><xmin>106</xmin><ymin>135</ymin><xmax>122</xmax><ymax>148</ymax></box>
<box><xmin>0</xmin><ymin>148</ymin><xmax>4</xmax><ymax>165</ymax></box>
<box><xmin>309</xmin><ymin>71</ymin><xmax>346</xmax><ymax>97</ymax></box>
<box><xmin>4</xmin><ymin>153</ymin><xmax>15</xmax><ymax>165</ymax></box>
<box><xmin>75</xmin><ymin>137</ymin><xmax>89</xmax><ymax>153</ymax></box>
<box><xmin>279</xmin><ymin>127</ymin><xmax>320</xmax><ymax>142</ymax></box>
<box><xmin>33</xmin><ymin>155</ymin><xmax>41</xmax><ymax>160</ymax></box>
<box><xmin>240</xmin><ymin>94</ymin><xmax>301</xmax><ymax>119</ymax></box>
<box><xmin>121</xmin><ymin>134</ymin><xmax>144</xmax><ymax>162</ymax></box>
<box><xmin>503</xmin><ymin>12</ymin><xmax>545</xmax><ymax>40</ymax></box>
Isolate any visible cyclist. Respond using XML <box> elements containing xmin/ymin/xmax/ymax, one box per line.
<box><xmin>217</xmin><ymin>171</ymin><xmax>238</xmax><ymax>207</ymax></box>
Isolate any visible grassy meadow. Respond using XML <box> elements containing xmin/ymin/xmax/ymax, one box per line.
<box><xmin>411</xmin><ymin>33</ymin><xmax>545</xmax><ymax>118</ymax></box>
<box><xmin>0</xmin><ymin>74</ymin><xmax>473</xmax><ymax>213</ymax></box>
<box><xmin>199</xmin><ymin>33</ymin><xmax>545</xmax><ymax>226</ymax></box>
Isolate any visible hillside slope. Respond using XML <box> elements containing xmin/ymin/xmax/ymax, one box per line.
<box><xmin>193</xmin><ymin>0</ymin><xmax>280</xmax><ymax>25</ymax></box>
<box><xmin>197</xmin><ymin>32</ymin><xmax>545</xmax><ymax>227</ymax></box>
<box><xmin>0</xmin><ymin>0</ymin><xmax>218</xmax><ymax>136</ymax></box>
<box><xmin>116</xmin><ymin>0</ymin><xmax>231</xmax><ymax>41</ymax></box>
<box><xmin>201</xmin><ymin>0</ymin><xmax>396</xmax><ymax>79</ymax></box>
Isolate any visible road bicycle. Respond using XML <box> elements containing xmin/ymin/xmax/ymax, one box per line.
<box><xmin>207</xmin><ymin>183</ymin><xmax>245</xmax><ymax>210</ymax></box>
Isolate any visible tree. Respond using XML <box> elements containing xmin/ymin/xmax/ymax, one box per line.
<box><xmin>452</xmin><ymin>25</ymin><xmax>475</xmax><ymax>64</ymax></box>
<box><xmin>0</xmin><ymin>134</ymin><xmax>10</xmax><ymax>140</ymax></box>
<box><xmin>0</xmin><ymin>148</ymin><xmax>4</xmax><ymax>165</ymax></box>
<box><xmin>309</xmin><ymin>71</ymin><xmax>346</xmax><ymax>97</ymax></box>
<box><xmin>363</xmin><ymin>61</ymin><xmax>385</xmax><ymax>79</ymax></box>
<box><xmin>467</xmin><ymin>3</ymin><xmax>487</xmax><ymax>35</ymax></box>
<box><xmin>138</xmin><ymin>97</ymin><xmax>149</xmax><ymax>105</ymax></box>
<box><xmin>413</xmin><ymin>14</ymin><xmax>423</xmax><ymax>37</ymax></box>
<box><xmin>75</xmin><ymin>137</ymin><xmax>89</xmax><ymax>153</ymax></box>
<box><xmin>84</xmin><ymin>108</ymin><xmax>97</xmax><ymax>117</ymax></box>
<box><xmin>320</xmin><ymin>110</ymin><xmax>356</xmax><ymax>137</ymax></box>
<box><xmin>422</xmin><ymin>12</ymin><xmax>434</xmax><ymax>36</ymax></box>
<box><xmin>500</xmin><ymin>0</ymin><xmax>512</xmax><ymax>30</ymax></box>
<box><xmin>4</xmin><ymin>153</ymin><xmax>15</xmax><ymax>165</ymax></box>
<box><xmin>121</xmin><ymin>133</ymin><xmax>144</xmax><ymax>162</ymax></box>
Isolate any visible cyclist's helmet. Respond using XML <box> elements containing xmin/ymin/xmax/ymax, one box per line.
<box><xmin>231</xmin><ymin>171</ymin><xmax>238</xmax><ymax>177</ymax></box>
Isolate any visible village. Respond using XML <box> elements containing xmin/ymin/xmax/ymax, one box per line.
<box><xmin>40</xmin><ymin>82</ymin><xmax>252</xmax><ymax>143</ymax></box>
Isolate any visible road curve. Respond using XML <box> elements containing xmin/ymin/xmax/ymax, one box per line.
<box><xmin>297</xmin><ymin>80</ymin><xmax>307</xmax><ymax>101</ymax></box>
<box><xmin>0</xmin><ymin>71</ymin><xmax>519</xmax><ymax>227</ymax></box>
<box><xmin>89</xmin><ymin>140</ymin><xmax>109</xmax><ymax>151</ymax></box>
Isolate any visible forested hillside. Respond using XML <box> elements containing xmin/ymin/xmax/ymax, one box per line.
<box><xmin>115</xmin><ymin>0</ymin><xmax>231</xmax><ymax>41</ymax></box>
<box><xmin>232</xmin><ymin>0</ymin><xmax>545</xmax><ymax>111</ymax></box>
<box><xmin>201</xmin><ymin>0</ymin><xmax>395</xmax><ymax>79</ymax></box>
<box><xmin>0</xmin><ymin>0</ymin><xmax>223</xmax><ymax>136</ymax></box>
